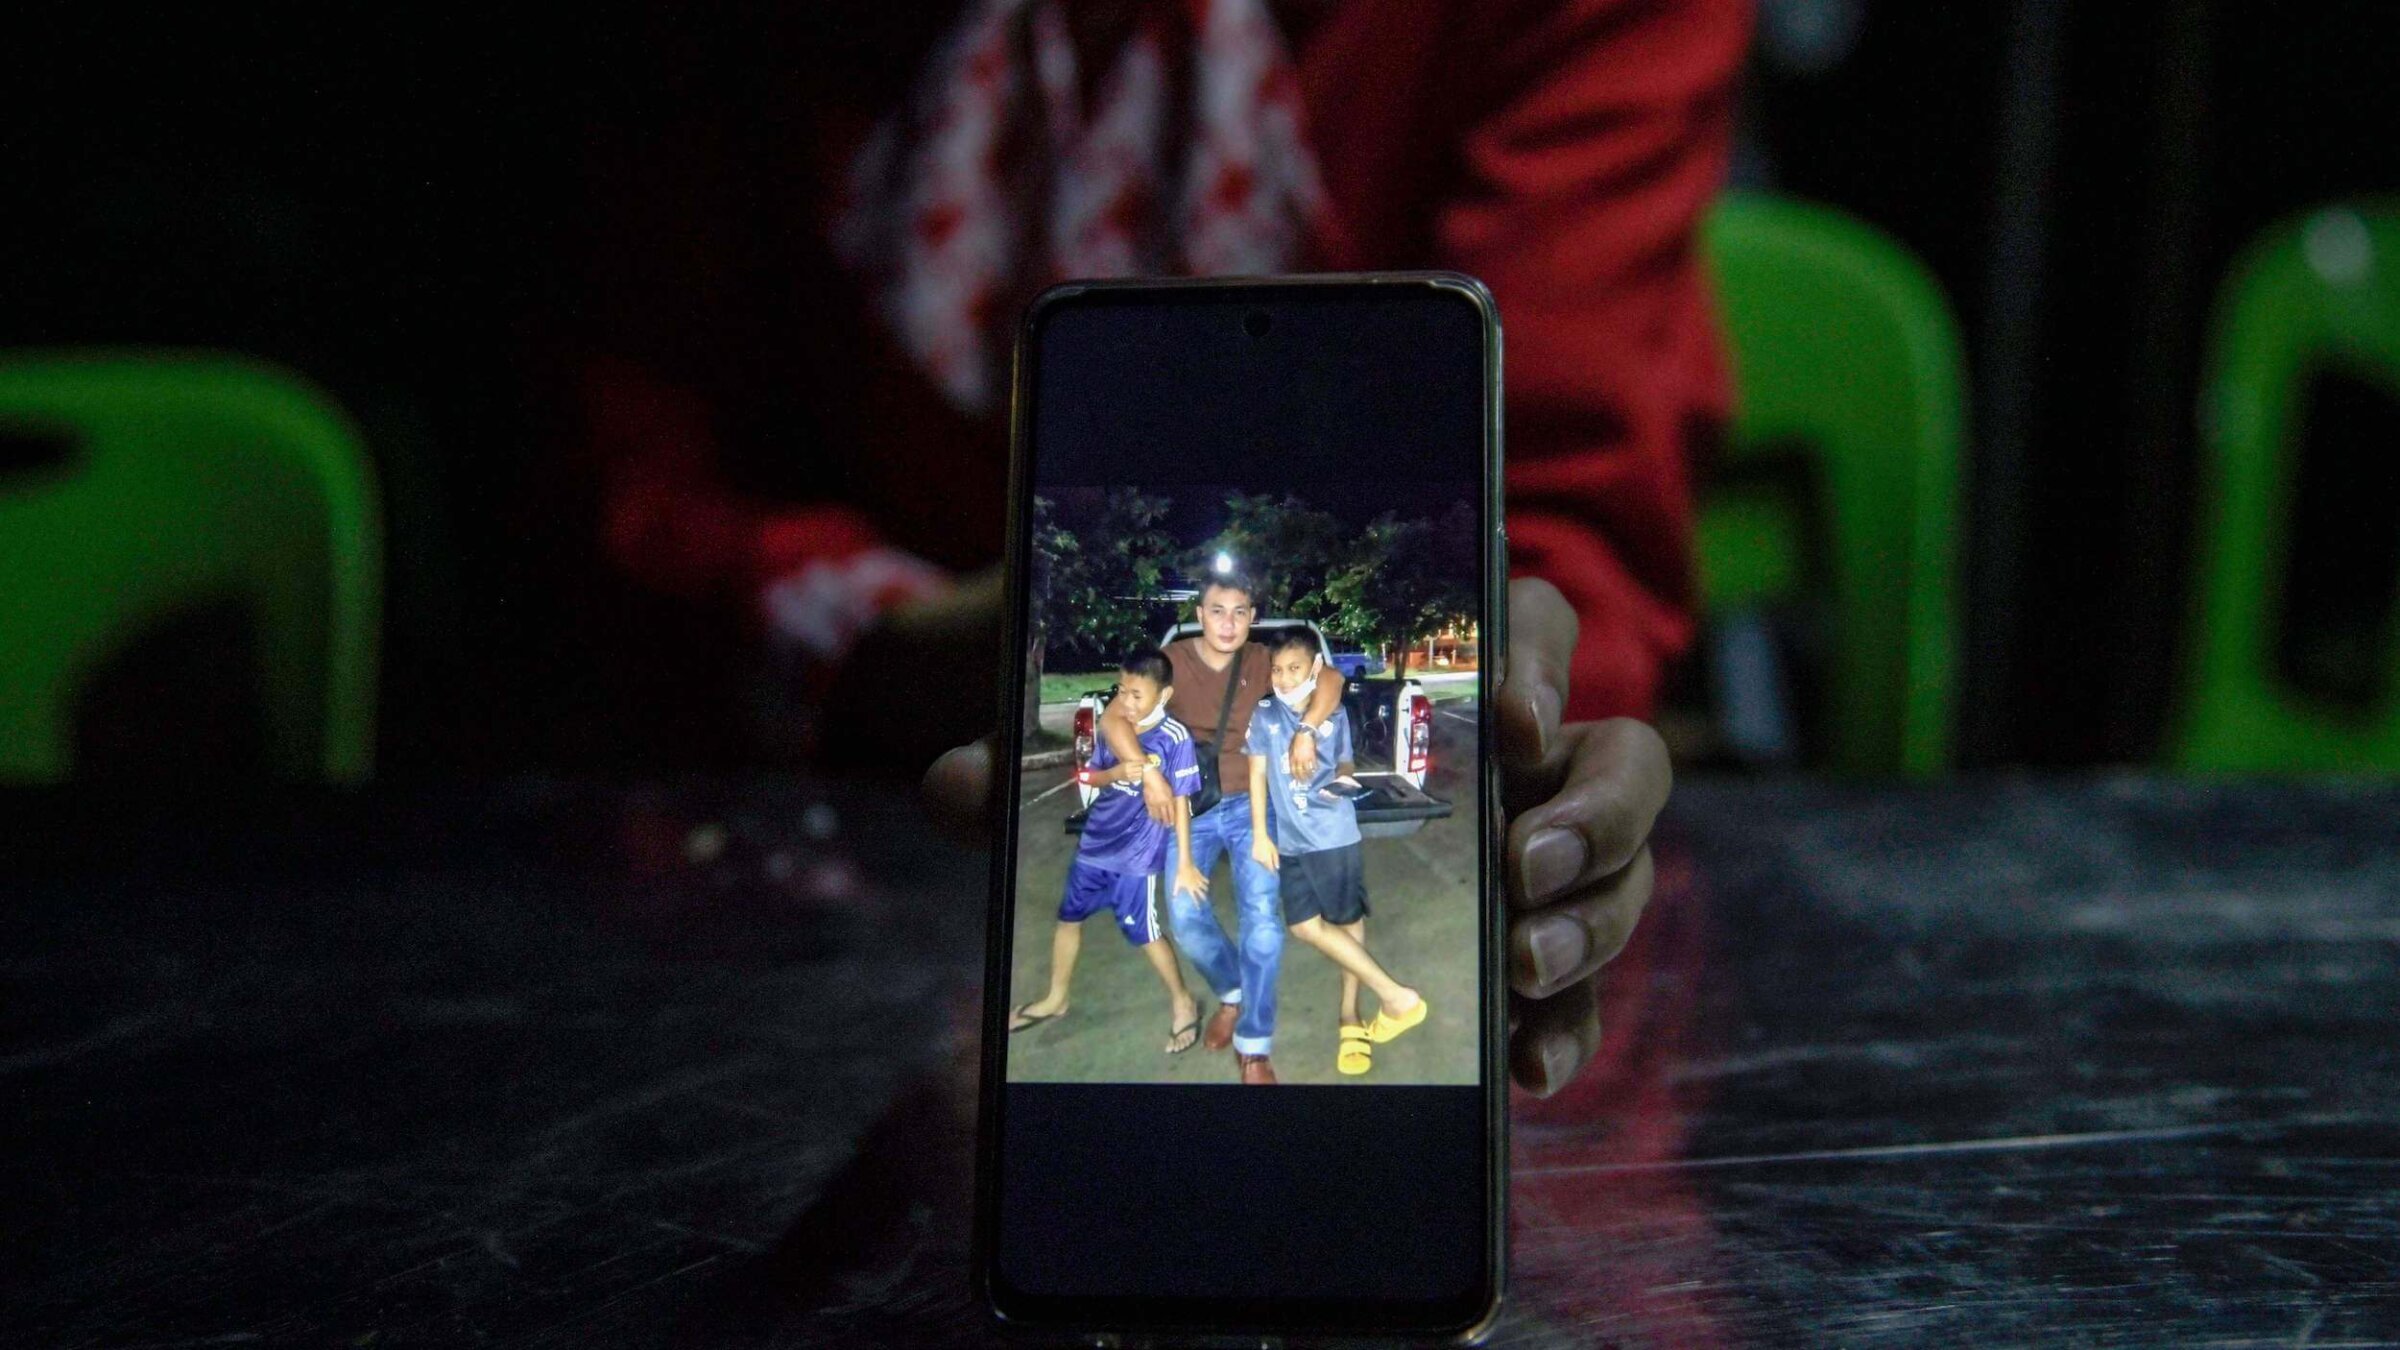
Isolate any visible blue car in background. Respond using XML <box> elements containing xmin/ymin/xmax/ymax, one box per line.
<box><xmin>1325</xmin><ymin>643</ymin><xmax>1384</xmax><ymax>682</ymax></box>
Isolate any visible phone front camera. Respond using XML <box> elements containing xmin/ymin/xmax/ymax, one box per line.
<box><xmin>1243</xmin><ymin>310</ymin><xmax>1272</xmax><ymax>338</ymax></box>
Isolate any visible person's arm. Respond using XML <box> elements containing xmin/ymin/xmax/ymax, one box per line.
<box><xmin>571</xmin><ymin>101</ymin><xmax>950</xmax><ymax>640</ymax></box>
<box><xmin>1100</xmin><ymin>697</ymin><xmax>1175</xmax><ymax>824</ymax></box>
<box><xmin>1085</xmin><ymin>744</ymin><xmax>1148</xmax><ymax>786</ymax></box>
<box><xmin>1287</xmin><ymin>665</ymin><xmax>1346</xmax><ymax>778</ymax></box>
<box><xmin>1247</xmin><ymin>755</ymin><xmax>1279</xmax><ymax>871</ymax></box>
<box><xmin>1172</xmin><ymin>796</ymin><xmax>1209</xmax><ymax>900</ymax></box>
<box><xmin>1423</xmin><ymin>0</ymin><xmax>1748</xmax><ymax>721</ymax></box>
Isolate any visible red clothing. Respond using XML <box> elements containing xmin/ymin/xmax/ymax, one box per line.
<box><xmin>579</xmin><ymin>0</ymin><xmax>1745</xmax><ymax>722</ymax></box>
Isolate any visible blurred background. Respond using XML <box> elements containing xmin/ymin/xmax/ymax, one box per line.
<box><xmin>5</xmin><ymin>0</ymin><xmax>2398</xmax><ymax>782</ymax></box>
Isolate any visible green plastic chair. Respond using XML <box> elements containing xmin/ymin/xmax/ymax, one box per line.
<box><xmin>1696</xmin><ymin>193</ymin><xmax>1966</xmax><ymax>776</ymax></box>
<box><xmin>2174</xmin><ymin>203</ymin><xmax>2400</xmax><ymax>771</ymax></box>
<box><xmin>0</xmin><ymin>354</ymin><xmax>381</xmax><ymax>780</ymax></box>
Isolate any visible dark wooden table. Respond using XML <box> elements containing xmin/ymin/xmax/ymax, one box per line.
<box><xmin>7</xmin><ymin>778</ymin><xmax>2397</xmax><ymax>1346</ymax></box>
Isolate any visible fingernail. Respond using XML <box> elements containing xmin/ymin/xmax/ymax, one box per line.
<box><xmin>1522</xmin><ymin>828</ymin><xmax>1586</xmax><ymax>902</ymax></box>
<box><xmin>1522</xmin><ymin>678</ymin><xmax>1561</xmax><ymax>761</ymax></box>
<box><xmin>1530</xmin><ymin>915</ymin><xmax>1587</xmax><ymax>988</ymax></box>
<box><xmin>1534</xmin><ymin>681</ymin><xmax>1562</xmax><ymax>734</ymax></box>
<box><xmin>1539</xmin><ymin>1033</ymin><xmax>1579</xmax><ymax>1095</ymax></box>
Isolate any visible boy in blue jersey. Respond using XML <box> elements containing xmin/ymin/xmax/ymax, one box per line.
<box><xmin>1009</xmin><ymin>649</ymin><xmax>1213</xmax><ymax>1054</ymax></box>
<box><xmin>1245</xmin><ymin>630</ymin><xmax>1427</xmax><ymax>1076</ymax></box>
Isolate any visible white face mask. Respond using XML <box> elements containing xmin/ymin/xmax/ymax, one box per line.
<box><xmin>1135</xmin><ymin>700</ymin><xmax>1168</xmax><ymax>731</ymax></box>
<box><xmin>1272</xmin><ymin>655</ymin><xmax>1323</xmax><ymax>711</ymax></box>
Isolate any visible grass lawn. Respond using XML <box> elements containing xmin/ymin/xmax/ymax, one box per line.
<box><xmin>1038</xmin><ymin>671</ymin><xmax>1118</xmax><ymax>705</ymax></box>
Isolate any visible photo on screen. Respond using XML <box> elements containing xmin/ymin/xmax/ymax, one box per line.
<box><xmin>1005</xmin><ymin>484</ymin><xmax>1483</xmax><ymax>1086</ymax></box>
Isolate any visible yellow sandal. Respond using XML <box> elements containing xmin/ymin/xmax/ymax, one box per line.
<box><xmin>1337</xmin><ymin>1023</ymin><xmax>1373</xmax><ymax>1075</ymax></box>
<box><xmin>1364</xmin><ymin>996</ymin><xmax>1428</xmax><ymax>1044</ymax></box>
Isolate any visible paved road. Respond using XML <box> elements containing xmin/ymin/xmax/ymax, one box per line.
<box><xmin>1005</xmin><ymin>699</ymin><xmax>1486</xmax><ymax>1085</ymax></box>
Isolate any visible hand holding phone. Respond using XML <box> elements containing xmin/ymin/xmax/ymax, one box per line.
<box><xmin>926</xmin><ymin>270</ymin><xmax>1680</xmax><ymax>1335</ymax></box>
<box><xmin>1490</xmin><ymin>581</ymin><xmax>1672</xmax><ymax>1092</ymax></box>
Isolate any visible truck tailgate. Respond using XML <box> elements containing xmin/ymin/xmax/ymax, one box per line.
<box><xmin>1354</xmin><ymin>774</ymin><xmax>1451</xmax><ymax>838</ymax></box>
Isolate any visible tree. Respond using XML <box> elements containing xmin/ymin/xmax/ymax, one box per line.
<box><xmin>1033</xmin><ymin>488</ymin><xmax>1178</xmax><ymax>668</ymax></box>
<box><xmin>1321</xmin><ymin>506</ymin><xmax>1479</xmax><ymax>680</ymax></box>
<box><xmin>1189</xmin><ymin>493</ymin><xmax>1347</xmax><ymax>620</ymax></box>
<box><xmin>1025</xmin><ymin>496</ymin><xmax>1074</xmax><ymax>731</ymax></box>
<box><xmin>1029</xmin><ymin>493</ymin><xmax>1076</xmax><ymax>645</ymax></box>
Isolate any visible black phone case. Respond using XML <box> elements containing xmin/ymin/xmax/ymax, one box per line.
<box><xmin>973</xmin><ymin>273</ymin><xmax>1508</xmax><ymax>1346</ymax></box>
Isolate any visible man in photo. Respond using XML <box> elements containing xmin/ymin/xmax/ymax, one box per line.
<box><xmin>1100</xmin><ymin>571</ymin><xmax>1345</xmax><ymax>1085</ymax></box>
<box><xmin>1011</xmin><ymin>649</ymin><xmax>1210</xmax><ymax>1054</ymax></box>
<box><xmin>1246</xmin><ymin>629</ymin><xmax>1427</xmax><ymax>1076</ymax></box>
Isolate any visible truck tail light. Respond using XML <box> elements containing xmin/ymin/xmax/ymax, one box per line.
<box><xmin>1407</xmin><ymin>695</ymin><xmax>1432</xmax><ymax>775</ymax></box>
<box><xmin>1074</xmin><ymin>706</ymin><xmax>1095</xmax><ymax>782</ymax></box>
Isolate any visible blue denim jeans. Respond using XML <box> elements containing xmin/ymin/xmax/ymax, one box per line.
<box><xmin>1164</xmin><ymin>792</ymin><xmax>1284</xmax><ymax>1055</ymax></box>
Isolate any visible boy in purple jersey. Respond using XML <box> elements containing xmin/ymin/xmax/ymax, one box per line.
<box><xmin>1009</xmin><ymin>649</ymin><xmax>1212</xmax><ymax>1054</ymax></box>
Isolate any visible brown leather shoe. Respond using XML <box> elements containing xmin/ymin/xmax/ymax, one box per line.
<box><xmin>1238</xmin><ymin>1053</ymin><xmax>1277</xmax><ymax>1085</ymax></box>
<box><xmin>1204</xmin><ymin>1002</ymin><xmax>1239</xmax><ymax>1052</ymax></box>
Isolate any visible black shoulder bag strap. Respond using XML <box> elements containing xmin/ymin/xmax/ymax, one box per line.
<box><xmin>1187</xmin><ymin>642</ymin><xmax>1248</xmax><ymax>819</ymax></box>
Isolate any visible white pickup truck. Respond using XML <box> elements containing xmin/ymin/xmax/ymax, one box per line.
<box><xmin>1066</xmin><ymin>619</ymin><xmax>1452</xmax><ymax>839</ymax></box>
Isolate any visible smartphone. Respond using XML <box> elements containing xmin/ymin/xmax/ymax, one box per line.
<box><xmin>976</xmin><ymin>275</ymin><xmax>1507</xmax><ymax>1343</ymax></box>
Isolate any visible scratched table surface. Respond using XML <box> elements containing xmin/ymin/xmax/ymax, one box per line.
<box><xmin>6</xmin><ymin>777</ymin><xmax>2396</xmax><ymax>1347</ymax></box>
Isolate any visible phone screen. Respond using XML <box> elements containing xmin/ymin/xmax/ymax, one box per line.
<box><xmin>981</xmin><ymin>278</ymin><xmax>1502</xmax><ymax>1339</ymax></box>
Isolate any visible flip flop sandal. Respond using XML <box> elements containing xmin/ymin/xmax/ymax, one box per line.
<box><xmin>1337</xmin><ymin>1024</ymin><xmax>1373</xmax><ymax>1075</ymax></box>
<box><xmin>1009</xmin><ymin>1003</ymin><xmax>1065</xmax><ymax>1034</ymax></box>
<box><xmin>1364</xmin><ymin>997</ymin><xmax>1428</xmax><ymax>1044</ymax></box>
<box><xmin>1164</xmin><ymin>1018</ymin><xmax>1202</xmax><ymax>1055</ymax></box>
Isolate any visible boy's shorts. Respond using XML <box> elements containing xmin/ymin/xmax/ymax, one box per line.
<box><xmin>1280</xmin><ymin>843</ymin><xmax>1368</xmax><ymax>926</ymax></box>
<box><xmin>1058</xmin><ymin>859</ymin><xmax>1163</xmax><ymax>946</ymax></box>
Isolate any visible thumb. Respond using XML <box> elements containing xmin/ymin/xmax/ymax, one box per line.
<box><xmin>1499</xmin><ymin>577</ymin><xmax>1578</xmax><ymax>788</ymax></box>
<box><xmin>921</xmin><ymin>738</ymin><xmax>995</xmax><ymax>842</ymax></box>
